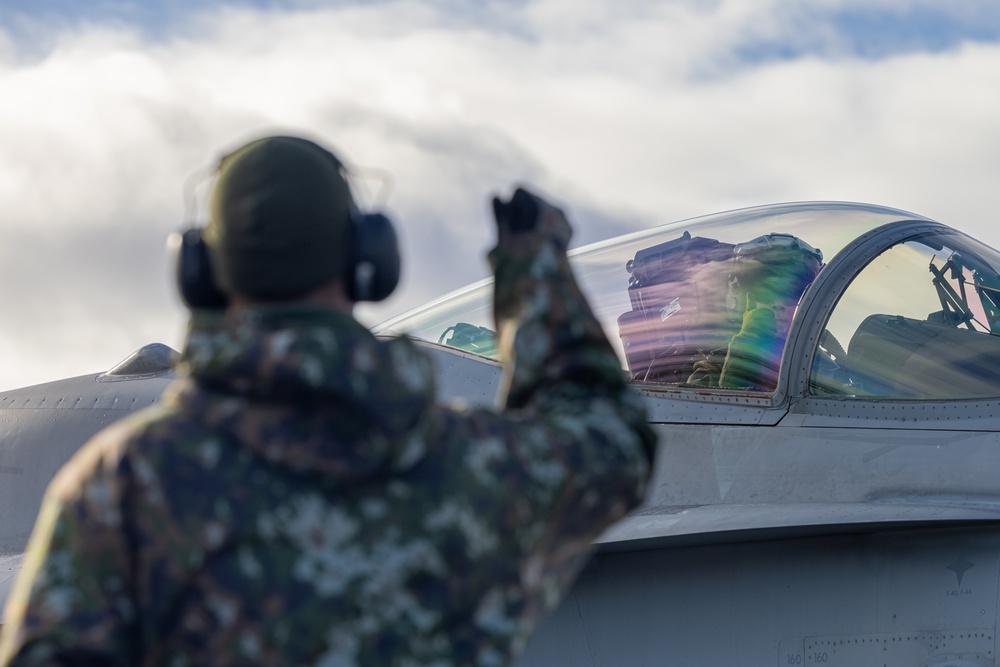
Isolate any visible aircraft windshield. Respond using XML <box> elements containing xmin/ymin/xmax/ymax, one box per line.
<box><xmin>375</xmin><ymin>202</ymin><xmax>928</xmax><ymax>391</ymax></box>
<box><xmin>811</xmin><ymin>229</ymin><xmax>1000</xmax><ymax>399</ymax></box>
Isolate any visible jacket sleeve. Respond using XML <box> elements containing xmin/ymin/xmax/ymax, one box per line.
<box><xmin>488</xmin><ymin>188</ymin><xmax>655</xmax><ymax>463</ymax></box>
<box><xmin>453</xmin><ymin>188</ymin><xmax>656</xmax><ymax>646</ymax></box>
<box><xmin>0</xmin><ymin>428</ymin><xmax>138</xmax><ymax>667</ymax></box>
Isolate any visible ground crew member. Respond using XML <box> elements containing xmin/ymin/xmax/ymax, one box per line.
<box><xmin>0</xmin><ymin>134</ymin><xmax>655</xmax><ymax>666</ymax></box>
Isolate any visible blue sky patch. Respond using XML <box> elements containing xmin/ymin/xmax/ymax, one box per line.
<box><xmin>0</xmin><ymin>0</ymin><xmax>306</xmax><ymax>39</ymax></box>
<box><xmin>737</xmin><ymin>3</ymin><xmax>1000</xmax><ymax>64</ymax></box>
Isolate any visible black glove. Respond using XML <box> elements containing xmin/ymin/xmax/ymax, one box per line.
<box><xmin>491</xmin><ymin>187</ymin><xmax>572</xmax><ymax>251</ymax></box>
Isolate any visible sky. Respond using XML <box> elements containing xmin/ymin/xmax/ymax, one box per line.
<box><xmin>1</xmin><ymin>0</ymin><xmax>999</xmax><ymax>390</ymax></box>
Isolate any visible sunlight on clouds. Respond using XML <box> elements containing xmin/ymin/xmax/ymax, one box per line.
<box><xmin>0</xmin><ymin>35</ymin><xmax>193</xmax><ymax>228</ymax></box>
<box><xmin>0</xmin><ymin>0</ymin><xmax>998</xmax><ymax>389</ymax></box>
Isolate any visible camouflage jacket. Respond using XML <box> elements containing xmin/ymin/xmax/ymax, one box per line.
<box><xmin>0</xmin><ymin>201</ymin><xmax>655</xmax><ymax>667</ymax></box>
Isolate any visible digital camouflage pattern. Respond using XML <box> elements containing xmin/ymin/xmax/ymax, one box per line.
<box><xmin>0</xmin><ymin>189</ymin><xmax>655</xmax><ymax>667</ymax></box>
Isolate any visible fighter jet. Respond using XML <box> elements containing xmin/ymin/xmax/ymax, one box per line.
<box><xmin>3</xmin><ymin>201</ymin><xmax>1000</xmax><ymax>666</ymax></box>
<box><xmin>379</xmin><ymin>200</ymin><xmax>1000</xmax><ymax>667</ymax></box>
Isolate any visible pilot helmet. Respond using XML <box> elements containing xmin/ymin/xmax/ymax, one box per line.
<box><xmin>727</xmin><ymin>233</ymin><xmax>824</xmax><ymax>311</ymax></box>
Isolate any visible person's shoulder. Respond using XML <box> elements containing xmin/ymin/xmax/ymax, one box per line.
<box><xmin>48</xmin><ymin>387</ymin><xmax>203</xmax><ymax>498</ymax></box>
<box><xmin>44</xmin><ymin>402</ymin><xmax>174</xmax><ymax>502</ymax></box>
<box><xmin>379</xmin><ymin>332</ymin><xmax>433</xmax><ymax>372</ymax></box>
<box><xmin>372</xmin><ymin>332</ymin><xmax>437</xmax><ymax>401</ymax></box>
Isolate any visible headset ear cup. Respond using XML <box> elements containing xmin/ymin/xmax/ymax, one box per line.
<box><xmin>171</xmin><ymin>229</ymin><xmax>229</xmax><ymax>310</ymax></box>
<box><xmin>350</xmin><ymin>213</ymin><xmax>400</xmax><ymax>302</ymax></box>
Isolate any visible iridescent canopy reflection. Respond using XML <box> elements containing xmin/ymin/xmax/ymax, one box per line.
<box><xmin>375</xmin><ymin>202</ymin><xmax>934</xmax><ymax>393</ymax></box>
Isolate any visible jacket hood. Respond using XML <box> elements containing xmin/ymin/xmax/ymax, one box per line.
<box><xmin>165</xmin><ymin>306</ymin><xmax>436</xmax><ymax>479</ymax></box>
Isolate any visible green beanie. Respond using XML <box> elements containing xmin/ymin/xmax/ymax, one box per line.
<box><xmin>205</xmin><ymin>135</ymin><xmax>354</xmax><ymax>301</ymax></box>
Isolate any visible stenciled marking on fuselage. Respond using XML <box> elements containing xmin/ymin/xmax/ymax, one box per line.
<box><xmin>947</xmin><ymin>553</ymin><xmax>976</xmax><ymax>587</ymax></box>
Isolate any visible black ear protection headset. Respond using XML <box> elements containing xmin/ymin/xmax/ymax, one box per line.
<box><xmin>170</xmin><ymin>139</ymin><xmax>401</xmax><ymax>309</ymax></box>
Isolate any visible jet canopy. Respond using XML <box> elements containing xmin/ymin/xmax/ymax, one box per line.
<box><xmin>375</xmin><ymin>201</ymin><xmax>1000</xmax><ymax>399</ymax></box>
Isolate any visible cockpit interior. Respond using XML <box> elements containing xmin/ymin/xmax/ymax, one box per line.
<box><xmin>375</xmin><ymin>202</ymin><xmax>1000</xmax><ymax>401</ymax></box>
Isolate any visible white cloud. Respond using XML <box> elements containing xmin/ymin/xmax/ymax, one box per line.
<box><xmin>0</xmin><ymin>0</ymin><xmax>998</xmax><ymax>389</ymax></box>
